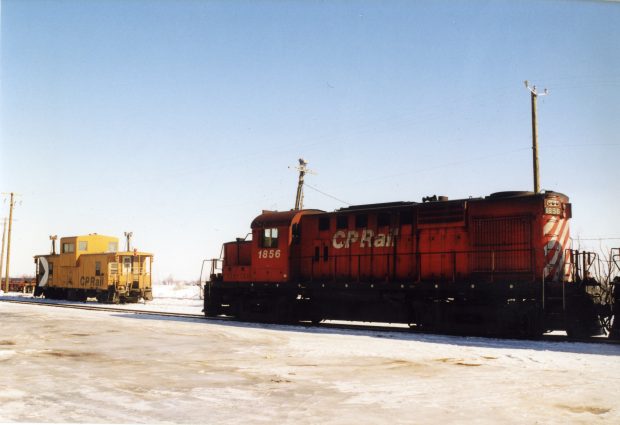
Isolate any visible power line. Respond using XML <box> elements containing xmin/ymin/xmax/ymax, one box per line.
<box><xmin>545</xmin><ymin>143</ymin><xmax>620</xmax><ymax>148</ymax></box>
<box><xmin>305</xmin><ymin>183</ymin><xmax>351</xmax><ymax>206</ymax></box>
<box><xmin>572</xmin><ymin>237</ymin><xmax>620</xmax><ymax>241</ymax></box>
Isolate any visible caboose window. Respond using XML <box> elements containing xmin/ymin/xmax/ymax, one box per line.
<box><xmin>336</xmin><ymin>215</ymin><xmax>348</xmax><ymax>229</ymax></box>
<box><xmin>107</xmin><ymin>242</ymin><xmax>118</xmax><ymax>252</ymax></box>
<box><xmin>123</xmin><ymin>256</ymin><xmax>132</xmax><ymax>271</ymax></box>
<box><xmin>48</xmin><ymin>262</ymin><xmax>54</xmax><ymax>275</ymax></box>
<box><xmin>261</xmin><ymin>228</ymin><xmax>279</xmax><ymax>248</ymax></box>
<box><xmin>62</xmin><ymin>243</ymin><xmax>75</xmax><ymax>253</ymax></box>
<box><xmin>95</xmin><ymin>261</ymin><xmax>102</xmax><ymax>276</ymax></box>
<box><xmin>319</xmin><ymin>217</ymin><xmax>330</xmax><ymax>231</ymax></box>
<box><xmin>78</xmin><ymin>241</ymin><xmax>88</xmax><ymax>251</ymax></box>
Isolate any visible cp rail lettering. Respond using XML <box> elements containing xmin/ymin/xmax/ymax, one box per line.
<box><xmin>332</xmin><ymin>228</ymin><xmax>399</xmax><ymax>249</ymax></box>
<box><xmin>80</xmin><ymin>276</ymin><xmax>104</xmax><ymax>287</ymax></box>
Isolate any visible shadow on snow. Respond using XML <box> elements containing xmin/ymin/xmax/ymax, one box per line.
<box><xmin>112</xmin><ymin>312</ymin><xmax>620</xmax><ymax>357</ymax></box>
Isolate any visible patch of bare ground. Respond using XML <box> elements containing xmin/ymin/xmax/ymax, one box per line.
<box><xmin>556</xmin><ymin>404</ymin><xmax>611</xmax><ymax>415</ymax></box>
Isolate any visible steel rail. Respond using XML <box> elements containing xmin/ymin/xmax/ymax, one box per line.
<box><xmin>0</xmin><ymin>298</ymin><xmax>213</xmax><ymax>321</ymax></box>
<box><xmin>2</xmin><ymin>297</ymin><xmax>618</xmax><ymax>345</ymax></box>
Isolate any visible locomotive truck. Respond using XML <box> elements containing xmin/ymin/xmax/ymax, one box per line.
<box><xmin>34</xmin><ymin>233</ymin><xmax>154</xmax><ymax>303</ymax></box>
<box><xmin>204</xmin><ymin>190</ymin><xmax>618</xmax><ymax>338</ymax></box>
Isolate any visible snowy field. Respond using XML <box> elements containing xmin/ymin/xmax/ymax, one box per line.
<box><xmin>1</xmin><ymin>285</ymin><xmax>620</xmax><ymax>424</ymax></box>
<box><xmin>0</xmin><ymin>283</ymin><xmax>206</xmax><ymax>315</ymax></box>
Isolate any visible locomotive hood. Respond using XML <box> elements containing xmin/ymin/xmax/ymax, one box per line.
<box><xmin>251</xmin><ymin>209</ymin><xmax>323</xmax><ymax>229</ymax></box>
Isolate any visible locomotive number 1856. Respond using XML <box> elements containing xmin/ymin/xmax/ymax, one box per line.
<box><xmin>258</xmin><ymin>249</ymin><xmax>281</xmax><ymax>259</ymax></box>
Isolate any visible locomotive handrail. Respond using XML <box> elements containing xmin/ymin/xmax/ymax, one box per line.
<box><xmin>199</xmin><ymin>259</ymin><xmax>209</xmax><ymax>286</ymax></box>
<box><xmin>198</xmin><ymin>259</ymin><xmax>209</xmax><ymax>300</ymax></box>
<box><xmin>612</xmin><ymin>248</ymin><xmax>620</xmax><ymax>274</ymax></box>
<box><xmin>568</xmin><ymin>249</ymin><xmax>601</xmax><ymax>283</ymax></box>
<box><xmin>201</xmin><ymin>258</ymin><xmax>223</xmax><ymax>302</ymax></box>
<box><xmin>542</xmin><ymin>267</ymin><xmax>546</xmax><ymax>310</ymax></box>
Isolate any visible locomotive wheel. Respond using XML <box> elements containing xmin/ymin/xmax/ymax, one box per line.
<box><xmin>565</xmin><ymin>317</ymin><xmax>603</xmax><ymax>338</ymax></box>
<box><xmin>499</xmin><ymin>303</ymin><xmax>542</xmax><ymax>338</ymax></box>
<box><xmin>236</xmin><ymin>297</ymin><xmax>269</xmax><ymax>322</ymax></box>
<box><xmin>235</xmin><ymin>296</ymin><xmax>292</xmax><ymax>323</ymax></box>
<box><xmin>514</xmin><ymin>312</ymin><xmax>542</xmax><ymax>339</ymax></box>
<box><xmin>273</xmin><ymin>296</ymin><xmax>296</xmax><ymax>323</ymax></box>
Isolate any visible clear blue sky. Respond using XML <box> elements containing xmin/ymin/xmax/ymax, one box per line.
<box><xmin>2</xmin><ymin>0</ymin><xmax>619</xmax><ymax>281</ymax></box>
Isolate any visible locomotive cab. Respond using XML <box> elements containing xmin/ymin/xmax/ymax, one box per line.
<box><xmin>250</xmin><ymin>210</ymin><xmax>301</xmax><ymax>283</ymax></box>
<box><xmin>221</xmin><ymin>209</ymin><xmax>323</xmax><ymax>284</ymax></box>
<box><xmin>206</xmin><ymin>209</ymin><xmax>322</xmax><ymax>319</ymax></box>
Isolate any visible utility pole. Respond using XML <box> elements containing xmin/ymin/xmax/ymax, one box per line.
<box><xmin>0</xmin><ymin>218</ymin><xmax>6</xmax><ymax>290</ymax></box>
<box><xmin>3</xmin><ymin>192</ymin><xmax>16</xmax><ymax>293</ymax></box>
<box><xmin>525</xmin><ymin>81</ymin><xmax>548</xmax><ymax>193</ymax></box>
<box><xmin>292</xmin><ymin>158</ymin><xmax>315</xmax><ymax>210</ymax></box>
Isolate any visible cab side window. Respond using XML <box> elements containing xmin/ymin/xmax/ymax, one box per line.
<box><xmin>261</xmin><ymin>228</ymin><xmax>279</xmax><ymax>248</ymax></box>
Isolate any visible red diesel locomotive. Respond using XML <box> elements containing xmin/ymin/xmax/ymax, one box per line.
<box><xmin>204</xmin><ymin>190</ymin><xmax>617</xmax><ymax>337</ymax></box>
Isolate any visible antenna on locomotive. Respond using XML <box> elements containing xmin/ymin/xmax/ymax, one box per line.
<box><xmin>524</xmin><ymin>80</ymin><xmax>549</xmax><ymax>193</ymax></box>
<box><xmin>290</xmin><ymin>158</ymin><xmax>316</xmax><ymax>210</ymax></box>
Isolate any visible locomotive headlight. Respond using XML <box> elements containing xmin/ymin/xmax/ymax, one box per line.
<box><xmin>545</xmin><ymin>199</ymin><xmax>561</xmax><ymax>215</ymax></box>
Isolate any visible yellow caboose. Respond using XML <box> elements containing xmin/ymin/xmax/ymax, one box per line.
<box><xmin>34</xmin><ymin>234</ymin><xmax>154</xmax><ymax>303</ymax></box>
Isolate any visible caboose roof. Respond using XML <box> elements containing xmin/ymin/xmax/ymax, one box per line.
<box><xmin>59</xmin><ymin>234</ymin><xmax>118</xmax><ymax>242</ymax></box>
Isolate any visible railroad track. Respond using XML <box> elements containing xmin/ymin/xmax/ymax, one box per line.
<box><xmin>315</xmin><ymin>321</ymin><xmax>620</xmax><ymax>346</ymax></box>
<box><xmin>2</xmin><ymin>297</ymin><xmax>618</xmax><ymax>345</ymax></box>
<box><xmin>0</xmin><ymin>298</ymin><xmax>211</xmax><ymax>321</ymax></box>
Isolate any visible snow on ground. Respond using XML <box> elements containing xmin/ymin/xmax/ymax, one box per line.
<box><xmin>0</xmin><ymin>283</ymin><xmax>205</xmax><ymax>315</ymax></box>
<box><xmin>1</xmin><ymin>286</ymin><xmax>620</xmax><ymax>424</ymax></box>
